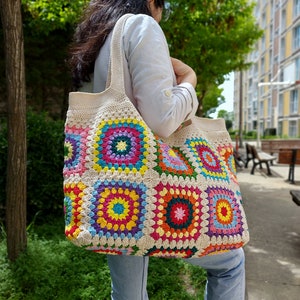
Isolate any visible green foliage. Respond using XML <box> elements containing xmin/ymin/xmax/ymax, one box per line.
<box><xmin>0</xmin><ymin>110</ymin><xmax>64</xmax><ymax>222</ymax></box>
<box><xmin>24</xmin><ymin>31</ymin><xmax>72</xmax><ymax>117</ymax></box>
<box><xmin>228</xmin><ymin>129</ymin><xmax>239</xmax><ymax>139</ymax></box>
<box><xmin>26</xmin><ymin>110</ymin><xmax>64</xmax><ymax>217</ymax></box>
<box><xmin>216</xmin><ymin>110</ymin><xmax>233</xmax><ymax>130</ymax></box>
<box><xmin>202</xmin><ymin>85</ymin><xmax>225</xmax><ymax>117</ymax></box>
<box><xmin>217</xmin><ymin>109</ymin><xmax>231</xmax><ymax>120</ymax></box>
<box><xmin>262</xmin><ymin>135</ymin><xmax>279</xmax><ymax>140</ymax></box>
<box><xmin>22</xmin><ymin>0</ymin><xmax>89</xmax><ymax>34</ymax></box>
<box><xmin>244</xmin><ymin>130</ymin><xmax>257</xmax><ymax>140</ymax></box>
<box><xmin>0</xmin><ymin>1</ymin><xmax>263</xmax><ymax>118</ymax></box>
<box><xmin>148</xmin><ymin>258</ymin><xmax>206</xmax><ymax>299</ymax></box>
<box><xmin>9</xmin><ymin>1</ymin><xmax>82</xmax><ymax>118</ymax></box>
<box><xmin>0</xmin><ymin>235</ymin><xmax>111</xmax><ymax>299</ymax></box>
<box><xmin>225</xmin><ymin>119</ymin><xmax>233</xmax><ymax>130</ymax></box>
<box><xmin>162</xmin><ymin>0</ymin><xmax>263</xmax><ymax>115</ymax></box>
<box><xmin>0</xmin><ymin>218</ymin><xmax>206</xmax><ymax>300</ymax></box>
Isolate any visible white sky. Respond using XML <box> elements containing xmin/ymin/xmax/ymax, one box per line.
<box><xmin>209</xmin><ymin>72</ymin><xmax>234</xmax><ymax>118</ymax></box>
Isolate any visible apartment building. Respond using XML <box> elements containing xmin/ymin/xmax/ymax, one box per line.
<box><xmin>234</xmin><ymin>0</ymin><xmax>300</xmax><ymax>137</ymax></box>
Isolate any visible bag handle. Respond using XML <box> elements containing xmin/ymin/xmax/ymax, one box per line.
<box><xmin>106</xmin><ymin>14</ymin><xmax>133</xmax><ymax>93</ymax></box>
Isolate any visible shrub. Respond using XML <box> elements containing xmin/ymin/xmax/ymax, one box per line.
<box><xmin>0</xmin><ymin>110</ymin><xmax>65</xmax><ymax>223</ymax></box>
<box><xmin>0</xmin><ymin>218</ymin><xmax>206</xmax><ymax>300</ymax></box>
<box><xmin>0</xmin><ymin>237</ymin><xmax>111</xmax><ymax>299</ymax></box>
<box><xmin>244</xmin><ymin>130</ymin><xmax>257</xmax><ymax>139</ymax></box>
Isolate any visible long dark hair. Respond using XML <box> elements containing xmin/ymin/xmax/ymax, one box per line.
<box><xmin>69</xmin><ymin>0</ymin><xmax>165</xmax><ymax>88</ymax></box>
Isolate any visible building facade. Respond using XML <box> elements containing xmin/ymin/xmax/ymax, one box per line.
<box><xmin>234</xmin><ymin>0</ymin><xmax>300</xmax><ymax>138</ymax></box>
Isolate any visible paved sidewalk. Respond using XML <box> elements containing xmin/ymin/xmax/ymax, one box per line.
<box><xmin>237</xmin><ymin>162</ymin><xmax>300</xmax><ymax>300</ymax></box>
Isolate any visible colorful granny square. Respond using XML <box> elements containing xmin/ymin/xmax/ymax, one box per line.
<box><xmin>217</xmin><ymin>145</ymin><xmax>237</xmax><ymax>181</ymax></box>
<box><xmin>64</xmin><ymin>182</ymin><xmax>86</xmax><ymax>238</ymax></box>
<box><xmin>64</xmin><ymin>126</ymin><xmax>90</xmax><ymax>176</ymax></box>
<box><xmin>151</xmin><ymin>183</ymin><xmax>203</xmax><ymax>243</ymax></box>
<box><xmin>93</xmin><ymin>119</ymin><xmax>150</xmax><ymax>174</ymax></box>
<box><xmin>155</xmin><ymin>140</ymin><xmax>197</xmax><ymax>178</ymax></box>
<box><xmin>88</xmin><ymin>180</ymin><xmax>148</xmax><ymax>241</ymax></box>
<box><xmin>205</xmin><ymin>186</ymin><xmax>243</xmax><ymax>237</ymax></box>
<box><xmin>186</xmin><ymin>137</ymin><xmax>230</xmax><ymax>182</ymax></box>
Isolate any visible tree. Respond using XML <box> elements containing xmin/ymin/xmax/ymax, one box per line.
<box><xmin>22</xmin><ymin>0</ymin><xmax>88</xmax><ymax>34</ymax></box>
<box><xmin>0</xmin><ymin>0</ymin><xmax>27</xmax><ymax>261</ymax></box>
<box><xmin>162</xmin><ymin>0</ymin><xmax>263</xmax><ymax>116</ymax></box>
<box><xmin>217</xmin><ymin>109</ymin><xmax>234</xmax><ymax>130</ymax></box>
<box><xmin>7</xmin><ymin>0</ymin><xmax>262</xmax><ymax>118</ymax></box>
<box><xmin>0</xmin><ymin>0</ymin><xmax>263</xmax><ymax>117</ymax></box>
<box><xmin>18</xmin><ymin>0</ymin><xmax>90</xmax><ymax>118</ymax></box>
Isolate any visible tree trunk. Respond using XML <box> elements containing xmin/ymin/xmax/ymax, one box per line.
<box><xmin>0</xmin><ymin>0</ymin><xmax>27</xmax><ymax>261</ymax></box>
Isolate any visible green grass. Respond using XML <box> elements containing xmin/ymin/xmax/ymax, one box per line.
<box><xmin>0</xmin><ymin>217</ymin><xmax>206</xmax><ymax>300</ymax></box>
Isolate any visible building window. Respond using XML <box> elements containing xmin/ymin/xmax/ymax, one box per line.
<box><xmin>262</xmin><ymin>12</ymin><xmax>266</xmax><ymax>28</ymax></box>
<box><xmin>271</xmin><ymin>0</ymin><xmax>274</xmax><ymax>15</ymax></box>
<box><xmin>281</xmin><ymin>9</ymin><xmax>286</xmax><ymax>32</ymax></box>
<box><xmin>278</xmin><ymin>94</ymin><xmax>284</xmax><ymax>116</ymax></box>
<box><xmin>268</xmin><ymin>98</ymin><xmax>272</xmax><ymax>117</ymax></box>
<box><xmin>253</xmin><ymin>101</ymin><xmax>257</xmax><ymax>116</ymax></box>
<box><xmin>248</xmin><ymin>108</ymin><xmax>252</xmax><ymax>120</ymax></box>
<box><xmin>289</xmin><ymin>120</ymin><xmax>298</xmax><ymax>137</ymax></box>
<box><xmin>280</xmin><ymin>69</ymin><xmax>284</xmax><ymax>82</ymax></box>
<box><xmin>248</xmin><ymin>92</ymin><xmax>253</xmax><ymax>105</ymax></box>
<box><xmin>278</xmin><ymin>121</ymin><xmax>283</xmax><ymax>137</ymax></box>
<box><xmin>254</xmin><ymin>63</ymin><xmax>258</xmax><ymax>77</ymax></box>
<box><xmin>290</xmin><ymin>90</ymin><xmax>299</xmax><ymax>114</ymax></box>
<box><xmin>261</xmin><ymin>35</ymin><xmax>266</xmax><ymax>51</ymax></box>
<box><xmin>261</xmin><ymin>57</ymin><xmax>265</xmax><ymax>73</ymax></box>
<box><xmin>249</xmin><ymin>78</ymin><xmax>253</xmax><ymax>89</ymax></box>
<box><xmin>260</xmin><ymin>101</ymin><xmax>263</xmax><ymax>117</ymax></box>
<box><xmin>270</xmin><ymin>24</ymin><xmax>273</xmax><ymax>42</ymax></box>
<box><xmin>294</xmin><ymin>0</ymin><xmax>300</xmax><ymax>18</ymax></box>
<box><xmin>253</xmin><ymin>89</ymin><xmax>258</xmax><ymax>101</ymax></box>
<box><xmin>280</xmin><ymin>37</ymin><xmax>285</xmax><ymax>59</ymax></box>
<box><xmin>296</xmin><ymin>57</ymin><xmax>300</xmax><ymax>80</ymax></box>
<box><xmin>293</xmin><ymin>25</ymin><xmax>300</xmax><ymax>50</ymax></box>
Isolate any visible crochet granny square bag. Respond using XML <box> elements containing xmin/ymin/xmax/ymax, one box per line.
<box><xmin>63</xmin><ymin>14</ymin><xmax>249</xmax><ymax>258</ymax></box>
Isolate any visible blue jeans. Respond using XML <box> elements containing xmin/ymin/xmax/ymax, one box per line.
<box><xmin>107</xmin><ymin>248</ymin><xmax>245</xmax><ymax>300</ymax></box>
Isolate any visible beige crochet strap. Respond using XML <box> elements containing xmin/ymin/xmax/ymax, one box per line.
<box><xmin>106</xmin><ymin>14</ymin><xmax>133</xmax><ymax>93</ymax></box>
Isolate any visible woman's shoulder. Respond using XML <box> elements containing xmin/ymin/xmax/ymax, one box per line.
<box><xmin>125</xmin><ymin>13</ymin><xmax>157</xmax><ymax>24</ymax></box>
<box><xmin>124</xmin><ymin>13</ymin><xmax>162</xmax><ymax>34</ymax></box>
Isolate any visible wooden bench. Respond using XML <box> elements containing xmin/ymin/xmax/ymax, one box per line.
<box><xmin>278</xmin><ymin>149</ymin><xmax>300</xmax><ymax>184</ymax></box>
<box><xmin>245</xmin><ymin>143</ymin><xmax>254</xmax><ymax>168</ymax></box>
<box><xmin>289</xmin><ymin>190</ymin><xmax>300</xmax><ymax>206</ymax></box>
<box><xmin>261</xmin><ymin>139</ymin><xmax>300</xmax><ymax>156</ymax></box>
<box><xmin>245</xmin><ymin>143</ymin><xmax>276</xmax><ymax>175</ymax></box>
<box><xmin>233</xmin><ymin>149</ymin><xmax>245</xmax><ymax>169</ymax></box>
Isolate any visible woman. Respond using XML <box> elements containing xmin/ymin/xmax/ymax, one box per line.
<box><xmin>69</xmin><ymin>1</ymin><xmax>245</xmax><ymax>299</ymax></box>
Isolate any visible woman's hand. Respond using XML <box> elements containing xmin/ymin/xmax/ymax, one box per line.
<box><xmin>171</xmin><ymin>58</ymin><xmax>197</xmax><ymax>88</ymax></box>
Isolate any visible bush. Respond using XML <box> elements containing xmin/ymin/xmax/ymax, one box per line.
<box><xmin>0</xmin><ymin>110</ymin><xmax>65</xmax><ymax>223</ymax></box>
<box><xmin>244</xmin><ymin>130</ymin><xmax>257</xmax><ymax>140</ymax></box>
<box><xmin>0</xmin><ymin>237</ymin><xmax>111</xmax><ymax>299</ymax></box>
<box><xmin>228</xmin><ymin>129</ymin><xmax>238</xmax><ymax>139</ymax></box>
<box><xmin>0</xmin><ymin>218</ymin><xmax>206</xmax><ymax>300</ymax></box>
